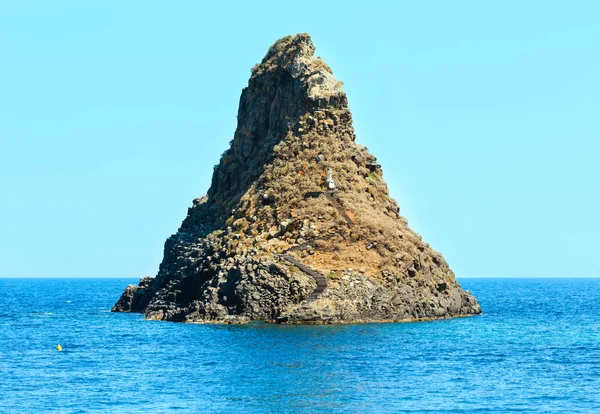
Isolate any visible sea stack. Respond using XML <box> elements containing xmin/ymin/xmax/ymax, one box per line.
<box><xmin>113</xmin><ymin>34</ymin><xmax>481</xmax><ymax>323</ymax></box>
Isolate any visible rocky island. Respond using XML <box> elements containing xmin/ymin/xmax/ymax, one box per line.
<box><xmin>112</xmin><ymin>34</ymin><xmax>481</xmax><ymax>324</ymax></box>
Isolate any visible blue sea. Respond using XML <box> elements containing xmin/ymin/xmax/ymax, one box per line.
<box><xmin>1</xmin><ymin>278</ymin><xmax>599</xmax><ymax>413</ymax></box>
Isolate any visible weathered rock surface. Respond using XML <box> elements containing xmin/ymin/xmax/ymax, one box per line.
<box><xmin>113</xmin><ymin>33</ymin><xmax>481</xmax><ymax>324</ymax></box>
<box><xmin>111</xmin><ymin>276</ymin><xmax>153</xmax><ymax>312</ymax></box>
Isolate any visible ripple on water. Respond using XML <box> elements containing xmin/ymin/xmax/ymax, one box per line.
<box><xmin>1</xmin><ymin>278</ymin><xmax>600</xmax><ymax>413</ymax></box>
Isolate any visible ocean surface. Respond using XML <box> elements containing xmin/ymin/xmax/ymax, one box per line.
<box><xmin>1</xmin><ymin>278</ymin><xmax>599</xmax><ymax>413</ymax></box>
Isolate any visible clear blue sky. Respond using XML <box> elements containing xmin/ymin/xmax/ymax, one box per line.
<box><xmin>1</xmin><ymin>1</ymin><xmax>598</xmax><ymax>278</ymax></box>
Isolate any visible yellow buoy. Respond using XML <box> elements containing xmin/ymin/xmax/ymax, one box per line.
<box><xmin>56</xmin><ymin>344</ymin><xmax>62</xmax><ymax>351</ymax></box>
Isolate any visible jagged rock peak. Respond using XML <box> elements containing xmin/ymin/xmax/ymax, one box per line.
<box><xmin>201</xmin><ymin>34</ymin><xmax>350</xmax><ymax>225</ymax></box>
<box><xmin>112</xmin><ymin>34</ymin><xmax>481</xmax><ymax>325</ymax></box>
<box><xmin>252</xmin><ymin>33</ymin><xmax>344</xmax><ymax>100</ymax></box>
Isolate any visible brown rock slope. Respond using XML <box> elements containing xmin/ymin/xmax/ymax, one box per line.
<box><xmin>112</xmin><ymin>34</ymin><xmax>481</xmax><ymax>324</ymax></box>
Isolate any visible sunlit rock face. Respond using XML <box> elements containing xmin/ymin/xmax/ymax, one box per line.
<box><xmin>112</xmin><ymin>34</ymin><xmax>481</xmax><ymax>324</ymax></box>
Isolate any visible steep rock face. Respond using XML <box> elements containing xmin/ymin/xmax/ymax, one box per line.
<box><xmin>113</xmin><ymin>34</ymin><xmax>481</xmax><ymax>324</ymax></box>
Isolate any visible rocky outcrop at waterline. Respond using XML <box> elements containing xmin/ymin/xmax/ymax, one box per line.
<box><xmin>112</xmin><ymin>33</ymin><xmax>481</xmax><ymax>324</ymax></box>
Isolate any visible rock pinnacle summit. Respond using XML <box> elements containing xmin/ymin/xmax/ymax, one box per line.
<box><xmin>113</xmin><ymin>33</ymin><xmax>481</xmax><ymax>323</ymax></box>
